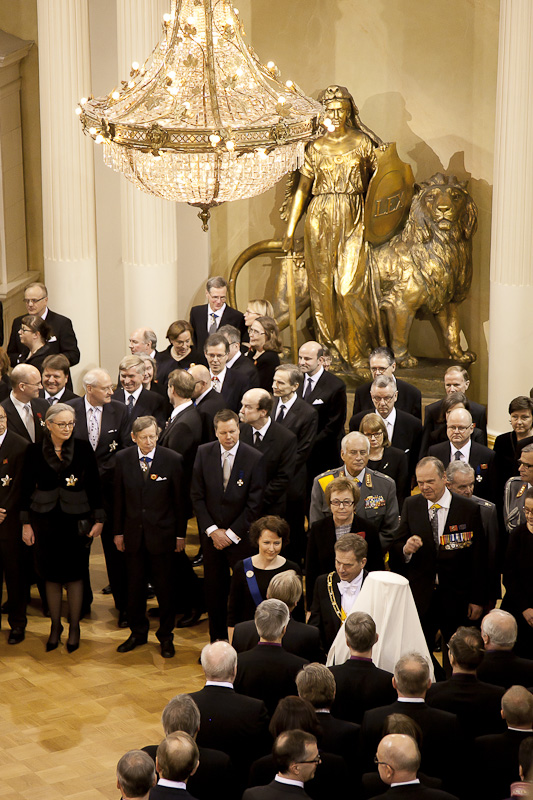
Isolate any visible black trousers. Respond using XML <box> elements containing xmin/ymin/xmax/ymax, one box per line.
<box><xmin>200</xmin><ymin>531</ymin><xmax>250</xmax><ymax>642</ymax></box>
<box><xmin>125</xmin><ymin>541</ymin><xmax>175</xmax><ymax>642</ymax></box>
<box><xmin>0</xmin><ymin>536</ymin><xmax>27</xmax><ymax>629</ymax></box>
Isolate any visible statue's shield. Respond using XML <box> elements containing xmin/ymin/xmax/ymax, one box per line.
<box><xmin>364</xmin><ymin>143</ymin><xmax>415</xmax><ymax>245</ymax></box>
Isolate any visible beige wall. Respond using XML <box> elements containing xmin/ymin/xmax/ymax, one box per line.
<box><xmin>211</xmin><ymin>0</ymin><xmax>499</xmax><ymax>403</ymax></box>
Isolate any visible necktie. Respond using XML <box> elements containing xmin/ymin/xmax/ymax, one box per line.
<box><xmin>222</xmin><ymin>451</ymin><xmax>232</xmax><ymax>490</ymax></box>
<box><xmin>277</xmin><ymin>404</ymin><xmax>286</xmax><ymax>422</ymax></box>
<box><xmin>88</xmin><ymin>407</ymin><xmax>100</xmax><ymax>450</ymax></box>
<box><xmin>338</xmin><ymin>580</ymin><xmax>359</xmax><ymax>614</ymax></box>
<box><xmin>454</xmin><ymin>451</ymin><xmax>463</xmax><ymax>460</ymax></box>
<box><xmin>253</xmin><ymin>431</ymin><xmax>261</xmax><ymax>447</ymax></box>
<box><xmin>127</xmin><ymin>395</ymin><xmax>135</xmax><ymax>415</ymax></box>
<box><xmin>22</xmin><ymin>403</ymin><xmax>35</xmax><ymax>443</ymax></box>
<box><xmin>430</xmin><ymin>503</ymin><xmax>441</xmax><ymax>546</ymax></box>
<box><xmin>140</xmin><ymin>456</ymin><xmax>152</xmax><ymax>480</ymax></box>
<box><xmin>47</xmin><ymin>396</ymin><xmax>57</xmax><ymax>406</ymax></box>
<box><xmin>212</xmin><ymin>375</ymin><xmax>221</xmax><ymax>392</ymax></box>
<box><xmin>209</xmin><ymin>312</ymin><xmax>218</xmax><ymax>334</ymax></box>
<box><xmin>303</xmin><ymin>377</ymin><xmax>313</xmax><ymax>400</ymax></box>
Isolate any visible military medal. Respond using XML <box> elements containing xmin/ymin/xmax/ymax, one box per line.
<box><xmin>66</xmin><ymin>475</ymin><xmax>78</xmax><ymax>486</ymax></box>
<box><xmin>109</xmin><ymin>440</ymin><xmax>118</xmax><ymax>452</ymax></box>
<box><xmin>1</xmin><ymin>475</ymin><xmax>11</xmax><ymax>487</ymax></box>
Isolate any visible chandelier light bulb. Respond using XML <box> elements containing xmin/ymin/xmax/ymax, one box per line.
<box><xmin>95</xmin><ymin>134</ymin><xmax>104</xmax><ymax>144</ymax></box>
<box><xmin>226</xmin><ymin>140</ymin><xmax>235</xmax><ymax>151</ymax></box>
<box><xmin>131</xmin><ymin>61</ymin><xmax>139</xmax><ymax>70</ymax></box>
<box><xmin>112</xmin><ymin>91</ymin><xmax>120</xmax><ymax>100</ymax></box>
<box><xmin>75</xmin><ymin>107</ymin><xmax>82</xmax><ymax>116</ymax></box>
<box><xmin>80</xmin><ymin>97</ymin><xmax>88</xmax><ymax>105</ymax></box>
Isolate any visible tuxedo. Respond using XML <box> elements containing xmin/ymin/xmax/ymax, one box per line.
<box><xmin>369</xmin><ymin>786</ymin><xmax>458</xmax><ymax>800</ymax></box>
<box><xmin>476</xmin><ymin>649</ymin><xmax>533</xmax><ymax>689</ymax></box>
<box><xmin>240</xmin><ymin>421</ymin><xmax>297</xmax><ymax>515</ymax></box>
<box><xmin>352</xmin><ymin>377</ymin><xmax>422</xmax><ymax>420</ymax></box>
<box><xmin>309</xmin><ymin>570</ymin><xmax>368</xmax><ymax>651</ymax></box>
<box><xmin>190</xmin><ymin>303</ymin><xmax>246</xmax><ymax>352</ymax></box>
<box><xmin>315</xmin><ymin>710</ymin><xmax>360</xmax><ymax>766</ymax></box>
<box><xmin>114</xmin><ymin>445</ymin><xmax>186</xmax><ymax>642</ymax></box>
<box><xmin>111</xmin><ymin>386</ymin><xmax>167</xmax><ymax>429</ymax></box>
<box><xmin>1</xmin><ymin>396</ymin><xmax>49</xmax><ymax>443</ymax></box>
<box><xmin>389</xmin><ymin>493</ymin><xmax>488</xmax><ymax>643</ymax></box>
<box><xmin>350</xmin><ymin>408</ymin><xmax>422</xmax><ymax>478</ymax></box>
<box><xmin>188</xmin><ymin>685</ymin><xmax>270</xmax><ymax>780</ymax></box>
<box><xmin>243</xmin><ymin>780</ymin><xmax>311</xmax><ymax>800</ymax></box>
<box><xmin>426</xmin><ymin>673</ymin><xmax>505</xmax><ymax>739</ymax></box>
<box><xmin>298</xmin><ymin>370</ymin><xmax>347</xmax><ymax>476</ymax></box>
<box><xmin>159</xmin><ymin>404</ymin><xmax>203</xmax><ymax>518</ymax></box>
<box><xmin>7</xmin><ymin>309</ymin><xmax>80</xmax><ymax>368</ymax></box>
<box><xmin>191</xmin><ymin>440</ymin><xmax>264</xmax><ymax>640</ymax></box>
<box><xmin>0</xmin><ymin>430</ymin><xmax>30</xmax><ymax>631</ymax></box>
<box><xmin>329</xmin><ymin>657</ymin><xmax>396</xmax><ymax>724</ymax></box>
<box><xmin>142</xmin><ymin>744</ymin><xmax>231</xmax><ymax>800</ymax></box>
<box><xmin>474</xmin><ymin>729</ymin><xmax>532</xmax><ymax>800</ymax></box>
<box><xmin>232</xmin><ymin>617</ymin><xmax>324</xmax><ymax>663</ymax></box>
<box><xmin>421</xmin><ymin>398</ymin><xmax>487</xmax><ymax>456</ymax></box>
<box><xmin>195</xmin><ymin>388</ymin><xmax>227</xmax><ymax>442</ymax></box>
<box><xmin>305</xmin><ymin>515</ymin><xmax>383</xmax><ymax>607</ymax></box>
<box><xmin>235</xmin><ymin>642</ymin><xmax>308</xmax><ymax>715</ymax></box>
<box><xmin>427</xmin><ymin>440</ymin><xmax>497</xmax><ymax>503</ymax></box>
<box><xmin>215</xmin><ymin>367</ymin><xmax>250</xmax><ymax>413</ymax></box>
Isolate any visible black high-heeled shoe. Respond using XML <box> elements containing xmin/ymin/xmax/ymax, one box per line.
<box><xmin>46</xmin><ymin>624</ymin><xmax>63</xmax><ymax>652</ymax></box>
<box><xmin>67</xmin><ymin>624</ymin><xmax>80</xmax><ymax>653</ymax></box>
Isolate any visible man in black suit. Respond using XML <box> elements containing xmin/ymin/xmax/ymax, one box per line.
<box><xmin>40</xmin><ymin>354</ymin><xmax>79</xmax><ymax>404</ymax></box>
<box><xmin>474</xmin><ymin>686</ymin><xmax>533</xmax><ymax>800</ymax></box>
<box><xmin>329</xmin><ymin>611</ymin><xmax>396</xmax><ymax>724</ymax></box>
<box><xmin>352</xmin><ymin>347</ymin><xmax>422</xmax><ymax>420</ymax></box>
<box><xmin>141</xmin><ymin>694</ymin><xmax>232</xmax><ymax>800</ymax></box>
<box><xmin>219</xmin><ymin>324</ymin><xmax>259</xmax><ymax>386</ymax></box>
<box><xmin>0</xmin><ymin>408</ymin><xmax>30</xmax><ymax>643</ymax></box>
<box><xmin>191</xmin><ymin>408</ymin><xmax>264</xmax><ymax>642</ymax></box>
<box><xmin>350</xmin><ymin>374</ymin><xmax>422</xmax><ymax>480</ymax></box>
<box><xmin>188</xmin><ymin>364</ymin><xmax>226</xmax><ymax>443</ymax></box>
<box><xmin>116</xmin><ymin>750</ymin><xmax>156</xmax><ymax>800</ymax></box>
<box><xmin>428</xmin><ymin>407</ymin><xmax>497</xmax><ymax>502</ymax></box>
<box><xmin>112</xmin><ymin>355</ymin><xmax>167</xmax><ymax>429</ymax></box>
<box><xmin>235</xmin><ymin>599</ymin><xmax>309</xmax><ymax>715</ymax></box>
<box><xmin>7</xmin><ymin>281</ymin><xmax>80</xmax><ymax>369</ymax></box>
<box><xmin>297</xmin><ymin>341</ymin><xmax>347</xmax><ymax>481</ymax></box>
<box><xmin>420</xmin><ymin>365</ymin><xmax>487</xmax><ymax>456</ymax></box>
<box><xmin>69</xmin><ymin>369</ymin><xmax>131</xmax><ymax>621</ymax></box>
<box><xmin>2</xmin><ymin>364</ymin><xmax>49</xmax><ymax>443</ymax></box>
<box><xmin>426</xmin><ymin>626</ymin><xmax>504</xmax><ymax>738</ymax></box>
<box><xmin>372</xmin><ymin>733</ymin><xmax>458</xmax><ymax>800</ymax></box>
<box><xmin>114</xmin><ymin>416</ymin><xmax>186</xmax><ymax>658</ymax></box>
<box><xmin>128</xmin><ymin>327</ymin><xmax>159</xmax><ymax>360</ymax></box>
<box><xmin>231</xmin><ymin>569</ymin><xmax>323</xmax><ymax>663</ymax></box>
<box><xmin>240</xmin><ymin>388</ymin><xmax>297</xmax><ymax>517</ymax></box>
<box><xmin>388</xmin><ymin>456</ymin><xmax>490</xmax><ymax>652</ymax></box>
<box><xmin>204</xmin><ymin>333</ymin><xmax>250</xmax><ymax>413</ymax></box>
<box><xmin>189</xmin><ymin>641</ymin><xmax>270</xmax><ymax>782</ymax></box>
<box><xmin>296</xmin><ymin>662</ymin><xmax>360</xmax><ymax>766</ymax></box>
<box><xmin>151</xmin><ymin>732</ymin><xmax>199</xmax><ymax>800</ymax></box>
<box><xmin>242</xmin><ymin>730</ymin><xmax>319</xmax><ymax>800</ymax></box>
<box><xmin>360</xmin><ymin>653</ymin><xmax>462</xmax><ymax>789</ymax></box>
<box><xmin>189</xmin><ymin>276</ymin><xmax>246</xmax><ymax>352</ymax></box>
<box><xmin>477</xmin><ymin>609</ymin><xmax>533</xmax><ymax>688</ymax></box>
<box><xmin>271</xmin><ymin>364</ymin><xmax>318</xmax><ymax>562</ymax></box>
<box><xmin>309</xmin><ymin>534</ymin><xmax>368</xmax><ymax>652</ymax></box>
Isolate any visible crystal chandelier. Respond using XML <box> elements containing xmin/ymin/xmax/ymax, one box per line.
<box><xmin>77</xmin><ymin>0</ymin><xmax>322</xmax><ymax>228</ymax></box>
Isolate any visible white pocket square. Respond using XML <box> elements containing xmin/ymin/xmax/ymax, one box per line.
<box><xmin>312</xmin><ymin>398</ymin><xmax>324</xmax><ymax>405</ymax></box>
<box><xmin>155</xmin><ymin>476</ymin><xmax>167</xmax><ymax>481</ymax></box>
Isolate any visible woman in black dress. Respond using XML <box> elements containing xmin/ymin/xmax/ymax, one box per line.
<box><xmin>228</xmin><ymin>515</ymin><xmax>301</xmax><ymax>631</ymax></box>
<box><xmin>245</xmin><ymin>316</ymin><xmax>282</xmax><ymax>391</ymax></box>
<box><xmin>22</xmin><ymin>403</ymin><xmax>104</xmax><ymax>651</ymax></box>
<box><xmin>359</xmin><ymin>412</ymin><xmax>409</xmax><ymax>509</ymax></box>
<box><xmin>17</xmin><ymin>315</ymin><xmax>53</xmax><ymax>372</ymax></box>
<box><xmin>157</xmin><ymin>320</ymin><xmax>203</xmax><ymax>387</ymax></box>
<box><xmin>494</xmin><ymin>396</ymin><xmax>533</xmax><ymax>491</ymax></box>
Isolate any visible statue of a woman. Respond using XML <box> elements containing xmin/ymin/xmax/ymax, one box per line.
<box><xmin>282</xmin><ymin>85</ymin><xmax>383</xmax><ymax>374</ymax></box>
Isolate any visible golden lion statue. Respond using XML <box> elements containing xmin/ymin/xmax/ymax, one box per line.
<box><xmin>369</xmin><ymin>172</ymin><xmax>478</xmax><ymax>367</ymax></box>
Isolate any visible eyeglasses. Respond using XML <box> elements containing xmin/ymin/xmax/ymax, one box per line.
<box><xmin>365</xmin><ymin>431</ymin><xmax>383</xmax><ymax>439</ymax></box>
<box><xmin>19</xmin><ymin>327</ymin><xmax>33</xmax><ymax>334</ymax></box>
<box><xmin>371</xmin><ymin>394</ymin><xmax>395</xmax><ymax>403</ymax></box>
<box><xmin>447</xmin><ymin>425</ymin><xmax>471</xmax><ymax>433</ymax></box>
<box><xmin>24</xmin><ymin>296</ymin><xmax>47</xmax><ymax>305</ymax></box>
<box><xmin>518</xmin><ymin>460</ymin><xmax>533</xmax><ymax>469</ymax></box>
<box><xmin>49</xmin><ymin>421</ymin><xmax>75</xmax><ymax>430</ymax></box>
<box><xmin>22</xmin><ymin>382</ymin><xmax>42</xmax><ymax>388</ymax></box>
<box><xmin>296</xmin><ymin>755</ymin><xmax>321</xmax><ymax>765</ymax></box>
<box><xmin>249</xmin><ymin>328</ymin><xmax>266</xmax><ymax>336</ymax></box>
<box><xmin>374</xmin><ymin>756</ymin><xmax>394</xmax><ymax>769</ymax></box>
<box><xmin>330</xmin><ymin>499</ymin><xmax>355</xmax><ymax>508</ymax></box>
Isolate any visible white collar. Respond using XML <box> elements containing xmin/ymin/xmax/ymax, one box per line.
<box><xmin>277</xmin><ymin>393</ymin><xmax>297</xmax><ymax>413</ymax></box>
<box><xmin>275</xmin><ymin>775</ymin><xmax>304</xmax><ymax>789</ymax></box>
<box><xmin>41</xmin><ymin>307</ymin><xmax>49</xmax><ymax>320</ymax></box>
<box><xmin>380</xmin><ymin>406</ymin><xmax>396</xmax><ymax>427</ymax></box>
<box><xmin>450</xmin><ymin>439</ymin><xmax>472</xmax><ymax>460</ymax></box>
<box><xmin>0</xmin><ymin>431</ymin><xmax>7</xmax><ymax>448</ymax></box>
<box><xmin>391</xmin><ymin>779</ymin><xmax>420</xmax><ymax>787</ymax></box>
<box><xmin>124</xmin><ymin>385</ymin><xmax>143</xmax><ymax>402</ymax></box>
<box><xmin>252</xmin><ymin>416</ymin><xmax>271</xmax><ymax>437</ymax></box>
<box><xmin>10</xmin><ymin>392</ymin><xmax>31</xmax><ymax>411</ymax></box>
<box><xmin>345</xmin><ymin>465</ymin><xmax>366</xmax><ymax>484</ymax></box>
<box><xmin>45</xmin><ymin>387</ymin><xmax>66</xmax><ymax>401</ymax></box>
<box><xmin>85</xmin><ymin>397</ymin><xmax>102</xmax><ymax>414</ymax></box>
<box><xmin>306</xmin><ymin>366</ymin><xmax>324</xmax><ymax>385</ymax></box>
<box><xmin>227</xmin><ymin>350</ymin><xmax>242</xmax><ymax>368</ymax></box>
<box><xmin>158</xmin><ymin>778</ymin><xmax>187</xmax><ymax>789</ymax></box>
<box><xmin>211</xmin><ymin>366</ymin><xmax>227</xmax><ymax>383</ymax></box>
<box><xmin>171</xmin><ymin>400</ymin><xmax>193</xmax><ymax>419</ymax></box>
<box><xmin>397</xmin><ymin>697</ymin><xmax>425</xmax><ymax>703</ymax></box>
<box><xmin>205</xmin><ymin>680</ymin><xmax>234</xmax><ymax>688</ymax></box>
<box><xmin>426</xmin><ymin>486</ymin><xmax>451</xmax><ymax>512</ymax></box>
<box><xmin>208</xmin><ymin>303</ymin><xmax>226</xmax><ymax>319</ymax></box>
<box><xmin>195</xmin><ymin>387</ymin><xmax>211</xmax><ymax>404</ymax></box>
<box><xmin>220</xmin><ymin>441</ymin><xmax>239</xmax><ymax>459</ymax></box>
<box><xmin>339</xmin><ymin>570</ymin><xmax>364</xmax><ymax>590</ymax></box>
<box><xmin>137</xmin><ymin>446</ymin><xmax>156</xmax><ymax>460</ymax></box>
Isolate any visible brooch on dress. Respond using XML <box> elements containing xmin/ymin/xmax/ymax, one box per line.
<box><xmin>66</xmin><ymin>475</ymin><xmax>78</xmax><ymax>487</ymax></box>
<box><xmin>1</xmin><ymin>475</ymin><xmax>11</xmax><ymax>486</ymax></box>
<box><xmin>109</xmin><ymin>440</ymin><xmax>118</xmax><ymax>452</ymax></box>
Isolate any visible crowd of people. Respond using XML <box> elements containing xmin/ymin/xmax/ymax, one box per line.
<box><xmin>1</xmin><ymin>277</ymin><xmax>533</xmax><ymax>799</ymax></box>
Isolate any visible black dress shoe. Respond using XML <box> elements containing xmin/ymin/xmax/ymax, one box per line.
<box><xmin>118</xmin><ymin>610</ymin><xmax>129</xmax><ymax>628</ymax></box>
<box><xmin>101</xmin><ymin>584</ymin><xmax>112</xmax><ymax>595</ymax></box>
<box><xmin>46</xmin><ymin>624</ymin><xmax>63</xmax><ymax>652</ymax></box>
<box><xmin>66</xmin><ymin>641</ymin><xmax>80</xmax><ymax>653</ymax></box>
<box><xmin>160</xmin><ymin>640</ymin><xmax>175</xmax><ymax>658</ymax></box>
<box><xmin>117</xmin><ymin>634</ymin><xmax>147</xmax><ymax>653</ymax></box>
<box><xmin>176</xmin><ymin>609</ymin><xmax>202</xmax><ymax>628</ymax></box>
<box><xmin>8</xmin><ymin>629</ymin><xmax>25</xmax><ymax>645</ymax></box>
<box><xmin>192</xmin><ymin>553</ymin><xmax>203</xmax><ymax>567</ymax></box>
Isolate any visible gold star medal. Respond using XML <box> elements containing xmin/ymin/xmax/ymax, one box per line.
<box><xmin>109</xmin><ymin>440</ymin><xmax>118</xmax><ymax>452</ymax></box>
<box><xmin>1</xmin><ymin>475</ymin><xmax>11</xmax><ymax>487</ymax></box>
<box><xmin>66</xmin><ymin>475</ymin><xmax>78</xmax><ymax>487</ymax></box>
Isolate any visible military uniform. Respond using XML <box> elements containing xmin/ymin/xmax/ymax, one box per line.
<box><xmin>503</xmin><ymin>476</ymin><xmax>530</xmax><ymax>533</ymax></box>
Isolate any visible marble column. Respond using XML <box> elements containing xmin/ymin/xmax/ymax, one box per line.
<box><xmin>117</xmin><ymin>0</ymin><xmax>179</xmax><ymax>348</ymax></box>
<box><xmin>487</xmin><ymin>0</ymin><xmax>533</xmax><ymax>436</ymax></box>
<box><xmin>36</xmin><ymin>0</ymin><xmax>100</xmax><ymax>376</ymax></box>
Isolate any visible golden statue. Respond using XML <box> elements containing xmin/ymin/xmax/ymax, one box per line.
<box><xmin>282</xmin><ymin>85</ymin><xmax>384</xmax><ymax>374</ymax></box>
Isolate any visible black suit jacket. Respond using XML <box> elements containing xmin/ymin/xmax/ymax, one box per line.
<box><xmin>353</xmin><ymin>377</ymin><xmax>422</xmax><ymax>420</ymax></box>
<box><xmin>248</xmin><ymin>752</ymin><xmax>348</xmax><ymax>800</ymax></box>
<box><xmin>68</xmin><ymin>398</ymin><xmax>131</xmax><ymax>487</ymax></box>
<box><xmin>229</xmin><ymin>352</ymin><xmax>260</xmax><ymax>387</ymax></box>
<box><xmin>476</xmin><ymin>649</ymin><xmax>533</xmax><ymax>689</ymax></box>
<box><xmin>142</xmin><ymin>743</ymin><xmax>231</xmax><ymax>800</ymax></box>
<box><xmin>216</xmin><ymin>368</ymin><xmax>250</xmax><ymax>413</ymax></box>
<box><xmin>190</xmin><ymin>303</ymin><xmax>246</xmax><ymax>352</ymax></box>
<box><xmin>271</xmin><ymin>397</ymin><xmax>318</xmax><ymax>493</ymax></box>
<box><xmin>40</xmin><ymin>388</ymin><xmax>80</xmax><ymax>404</ymax></box>
<box><xmin>195</xmin><ymin>388</ymin><xmax>227</xmax><ymax>442</ymax></box>
<box><xmin>306</xmin><ymin>515</ymin><xmax>382</xmax><ymax>607</ymax></box>
<box><xmin>421</xmin><ymin>398</ymin><xmax>487</xmax><ymax>456</ymax></box>
<box><xmin>370</xmin><ymin>786</ymin><xmax>458</xmax><ymax>800</ymax></box>
<box><xmin>350</xmin><ymin>408</ymin><xmax>422</xmax><ymax>478</ymax></box>
<box><xmin>191</xmin><ymin>440</ymin><xmax>264</xmax><ymax>538</ymax></box>
<box><xmin>1</xmin><ymin>397</ymin><xmax>49</xmax><ymax>443</ymax></box>
<box><xmin>240</xmin><ymin>421</ymin><xmax>297</xmax><ymax>515</ymax></box>
<box><xmin>474</xmin><ymin>728</ymin><xmax>532</xmax><ymax>800</ymax></box>
<box><xmin>0</xmin><ymin>430</ymin><xmax>29</xmax><ymax>542</ymax></box>
<box><xmin>315</xmin><ymin>710</ymin><xmax>360</xmax><ymax>766</ymax></box>
<box><xmin>426</xmin><ymin>672</ymin><xmax>505</xmax><ymax>739</ymax></box>
<box><xmin>389</xmin><ymin>493</ymin><xmax>488</xmax><ymax>625</ymax></box>
<box><xmin>234</xmin><ymin>642</ymin><xmax>309</xmax><ymax>716</ymax></box>
<box><xmin>149</xmin><ymin>787</ymin><xmax>196</xmax><ymax>800</ymax></box>
<box><xmin>243</xmin><ymin>780</ymin><xmax>311</xmax><ymax>800</ymax></box>
<box><xmin>329</xmin><ymin>658</ymin><xmax>396</xmax><ymax>724</ymax></box>
<box><xmin>427</xmin><ymin>440</ymin><xmax>497</xmax><ymax>503</ymax></box>
<box><xmin>8</xmin><ymin>309</ymin><xmax>80</xmax><ymax>367</ymax></box>
<box><xmin>159</xmin><ymin>404</ymin><xmax>203</xmax><ymax>485</ymax></box>
<box><xmin>114</xmin><ymin>445</ymin><xmax>186</xmax><ymax>551</ymax></box>
<box><xmin>298</xmin><ymin>370</ymin><xmax>347</xmax><ymax>471</ymax></box>
<box><xmin>309</xmin><ymin>570</ymin><xmax>368</xmax><ymax>651</ymax></box>
<box><xmin>111</xmin><ymin>386</ymin><xmax>167</xmax><ymax>429</ymax></box>
<box><xmin>232</xmin><ymin>617</ymin><xmax>324</xmax><ymax>663</ymax></box>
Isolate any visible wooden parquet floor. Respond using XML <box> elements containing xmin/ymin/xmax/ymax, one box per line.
<box><xmin>0</xmin><ymin>536</ymin><xmax>209</xmax><ymax>800</ymax></box>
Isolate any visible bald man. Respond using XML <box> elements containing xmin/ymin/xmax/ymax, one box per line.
<box><xmin>1</xmin><ymin>364</ymin><xmax>48</xmax><ymax>443</ymax></box>
<box><xmin>189</xmin><ymin>363</ymin><xmax>227</xmax><ymax>443</ymax></box>
<box><xmin>372</xmin><ymin>734</ymin><xmax>458</xmax><ymax>800</ymax></box>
